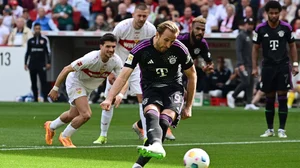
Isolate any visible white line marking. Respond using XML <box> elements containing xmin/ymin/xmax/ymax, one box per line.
<box><xmin>1</xmin><ymin>140</ymin><xmax>300</xmax><ymax>151</ymax></box>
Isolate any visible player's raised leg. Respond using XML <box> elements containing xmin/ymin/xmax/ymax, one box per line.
<box><xmin>59</xmin><ymin>96</ymin><xmax>92</xmax><ymax>147</ymax></box>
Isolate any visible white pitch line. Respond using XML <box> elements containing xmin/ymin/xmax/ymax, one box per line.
<box><xmin>1</xmin><ymin>140</ymin><xmax>300</xmax><ymax>151</ymax></box>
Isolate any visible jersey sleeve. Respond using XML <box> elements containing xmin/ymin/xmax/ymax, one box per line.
<box><xmin>112</xmin><ymin>23</ymin><xmax>122</xmax><ymax>43</ymax></box>
<box><xmin>252</xmin><ymin>28</ymin><xmax>262</xmax><ymax>44</ymax></box>
<box><xmin>286</xmin><ymin>27</ymin><xmax>295</xmax><ymax>43</ymax></box>
<box><xmin>199</xmin><ymin>39</ymin><xmax>212</xmax><ymax>63</ymax></box>
<box><xmin>114</xmin><ymin>55</ymin><xmax>123</xmax><ymax>76</ymax></box>
<box><xmin>176</xmin><ymin>41</ymin><xmax>193</xmax><ymax>70</ymax></box>
<box><xmin>124</xmin><ymin>52</ymin><xmax>139</xmax><ymax>69</ymax></box>
<box><xmin>71</xmin><ymin>51</ymin><xmax>98</xmax><ymax>71</ymax></box>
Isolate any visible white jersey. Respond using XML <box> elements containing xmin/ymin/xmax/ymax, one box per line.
<box><xmin>112</xmin><ymin>18</ymin><xmax>156</xmax><ymax>63</ymax></box>
<box><xmin>68</xmin><ymin>50</ymin><xmax>123</xmax><ymax>90</ymax></box>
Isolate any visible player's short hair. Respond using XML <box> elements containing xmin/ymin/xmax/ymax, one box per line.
<box><xmin>157</xmin><ymin>21</ymin><xmax>179</xmax><ymax>35</ymax></box>
<box><xmin>265</xmin><ymin>0</ymin><xmax>282</xmax><ymax>12</ymax></box>
<box><xmin>100</xmin><ymin>33</ymin><xmax>117</xmax><ymax>45</ymax></box>
<box><xmin>134</xmin><ymin>3</ymin><xmax>148</xmax><ymax>11</ymax></box>
<box><xmin>34</xmin><ymin>22</ymin><xmax>41</xmax><ymax>27</ymax></box>
<box><xmin>192</xmin><ymin>17</ymin><xmax>206</xmax><ymax>26</ymax></box>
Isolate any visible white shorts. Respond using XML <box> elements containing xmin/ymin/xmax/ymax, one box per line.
<box><xmin>105</xmin><ymin>67</ymin><xmax>142</xmax><ymax>98</ymax></box>
<box><xmin>66</xmin><ymin>77</ymin><xmax>93</xmax><ymax>106</ymax></box>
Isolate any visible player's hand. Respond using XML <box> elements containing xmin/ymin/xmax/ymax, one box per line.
<box><xmin>181</xmin><ymin>106</ymin><xmax>192</xmax><ymax>120</ymax></box>
<box><xmin>252</xmin><ymin>67</ymin><xmax>258</xmax><ymax>77</ymax></box>
<box><xmin>48</xmin><ymin>89</ymin><xmax>59</xmax><ymax>101</ymax></box>
<box><xmin>108</xmin><ymin>73</ymin><xmax>116</xmax><ymax>85</ymax></box>
<box><xmin>100</xmin><ymin>99</ymin><xmax>112</xmax><ymax>111</ymax></box>
<box><xmin>24</xmin><ymin>65</ymin><xmax>28</xmax><ymax>71</ymax></box>
<box><xmin>239</xmin><ymin>65</ymin><xmax>245</xmax><ymax>71</ymax></box>
<box><xmin>46</xmin><ymin>64</ymin><xmax>51</xmax><ymax>70</ymax></box>
<box><xmin>114</xmin><ymin>93</ymin><xmax>124</xmax><ymax>108</ymax></box>
<box><xmin>292</xmin><ymin>66</ymin><xmax>299</xmax><ymax>76</ymax></box>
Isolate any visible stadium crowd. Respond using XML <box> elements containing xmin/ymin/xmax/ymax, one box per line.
<box><xmin>3</xmin><ymin>0</ymin><xmax>300</xmax><ymax>45</ymax></box>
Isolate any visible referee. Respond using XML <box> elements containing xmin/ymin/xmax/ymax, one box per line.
<box><xmin>25</xmin><ymin>23</ymin><xmax>51</xmax><ymax>102</ymax></box>
<box><xmin>227</xmin><ymin>18</ymin><xmax>259</xmax><ymax>110</ymax></box>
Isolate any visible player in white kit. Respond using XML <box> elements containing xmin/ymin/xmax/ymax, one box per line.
<box><xmin>44</xmin><ymin>34</ymin><xmax>124</xmax><ymax>147</ymax></box>
<box><xmin>93</xmin><ymin>3</ymin><xmax>159</xmax><ymax>144</ymax></box>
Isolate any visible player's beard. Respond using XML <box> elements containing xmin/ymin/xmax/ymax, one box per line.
<box><xmin>192</xmin><ymin>31</ymin><xmax>203</xmax><ymax>43</ymax></box>
<box><xmin>268</xmin><ymin>16</ymin><xmax>279</xmax><ymax>24</ymax></box>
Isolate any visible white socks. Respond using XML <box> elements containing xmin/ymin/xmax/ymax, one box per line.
<box><xmin>50</xmin><ymin>117</ymin><xmax>66</xmax><ymax>131</ymax></box>
<box><xmin>100</xmin><ymin>107</ymin><xmax>114</xmax><ymax>137</ymax></box>
<box><xmin>132</xmin><ymin>163</ymin><xmax>143</xmax><ymax>168</ymax></box>
<box><xmin>139</xmin><ymin>103</ymin><xmax>147</xmax><ymax>139</ymax></box>
<box><xmin>62</xmin><ymin>124</ymin><xmax>77</xmax><ymax>138</ymax></box>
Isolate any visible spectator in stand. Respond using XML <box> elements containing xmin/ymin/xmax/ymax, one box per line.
<box><xmin>32</xmin><ymin>7</ymin><xmax>59</xmax><ymax>31</ymax></box>
<box><xmin>208</xmin><ymin>0</ymin><xmax>218</xmax><ymax>16</ymax></box>
<box><xmin>199</xmin><ymin>5</ymin><xmax>218</xmax><ymax>33</ymax></box>
<box><xmin>8</xmin><ymin>17</ymin><xmax>33</xmax><ymax>46</ymax></box>
<box><xmin>220</xmin><ymin>4</ymin><xmax>238</xmax><ymax>33</ymax></box>
<box><xmin>10</xmin><ymin>0</ymin><xmax>23</xmax><ymax>18</ymax></box>
<box><xmin>171</xmin><ymin>10</ymin><xmax>183</xmax><ymax>30</ymax></box>
<box><xmin>145</xmin><ymin>0</ymin><xmax>158</xmax><ymax>23</ymax></box>
<box><xmin>167</xmin><ymin>3</ymin><xmax>175</xmax><ymax>13</ymax></box>
<box><xmin>34</xmin><ymin>0</ymin><xmax>52</xmax><ymax>12</ymax></box>
<box><xmin>21</xmin><ymin>0</ymin><xmax>35</xmax><ymax>11</ymax></box>
<box><xmin>294</xmin><ymin>18</ymin><xmax>300</xmax><ymax>33</ymax></box>
<box><xmin>207</xmin><ymin>56</ymin><xmax>231</xmax><ymax>98</ymax></box>
<box><xmin>153</xmin><ymin>6</ymin><xmax>170</xmax><ymax>27</ymax></box>
<box><xmin>72</xmin><ymin>0</ymin><xmax>90</xmax><ymax>30</ymax></box>
<box><xmin>2</xmin><ymin>5</ymin><xmax>13</xmax><ymax>31</ymax></box>
<box><xmin>89</xmin><ymin>0</ymin><xmax>106</xmax><ymax>27</ymax></box>
<box><xmin>0</xmin><ymin>15</ymin><xmax>10</xmax><ymax>45</ymax></box>
<box><xmin>280</xmin><ymin>6</ymin><xmax>289</xmax><ymax>23</ymax></box>
<box><xmin>52</xmin><ymin>0</ymin><xmax>74</xmax><ymax>30</ymax></box>
<box><xmin>124</xmin><ymin>0</ymin><xmax>135</xmax><ymax>14</ymax></box>
<box><xmin>114</xmin><ymin>3</ymin><xmax>132</xmax><ymax>26</ymax></box>
<box><xmin>284</xmin><ymin>0</ymin><xmax>297</xmax><ymax>23</ymax></box>
<box><xmin>215</xmin><ymin>0</ymin><xmax>229</xmax><ymax>22</ymax></box>
<box><xmin>155</xmin><ymin>0</ymin><xmax>169</xmax><ymax>14</ymax></box>
<box><xmin>235</xmin><ymin>0</ymin><xmax>251</xmax><ymax>23</ymax></box>
<box><xmin>104</xmin><ymin>6</ymin><xmax>116</xmax><ymax>30</ymax></box>
<box><xmin>179</xmin><ymin>6</ymin><xmax>194</xmax><ymax>33</ymax></box>
<box><xmin>87</xmin><ymin>14</ymin><xmax>111</xmax><ymax>31</ymax></box>
<box><xmin>177</xmin><ymin>0</ymin><xmax>201</xmax><ymax>17</ymax></box>
<box><xmin>257</xmin><ymin>0</ymin><xmax>269</xmax><ymax>24</ymax></box>
<box><xmin>22</xmin><ymin>9</ymin><xmax>33</xmax><ymax>29</ymax></box>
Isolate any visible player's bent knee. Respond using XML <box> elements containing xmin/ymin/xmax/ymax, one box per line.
<box><xmin>80</xmin><ymin>112</ymin><xmax>92</xmax><ymax>122</ymax></box>
<box><xmin>144</xmin><ymin>104</ymin><xmax>160</xmax><ymax>114</ymax></box>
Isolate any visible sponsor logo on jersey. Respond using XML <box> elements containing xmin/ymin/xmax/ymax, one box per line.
<box><xmin>81</xmin><ymin>69</ymin><xmax>111</xmax><ymax>78</ymax></box>
<box><xmin>194</xmin><ymin>48</ymin><xmax>200</xmax><ymax>54</ymax></box>
<box><xmin>119</xmin><ymin>39</ymin><xmax>140</xmax><ymax>51</ymax></box>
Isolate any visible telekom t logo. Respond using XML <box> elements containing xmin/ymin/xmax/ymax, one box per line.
<box><xmin>270</xmin><ymin>40</ymin><xmax>279</xmax><ymax>50</ymax></box>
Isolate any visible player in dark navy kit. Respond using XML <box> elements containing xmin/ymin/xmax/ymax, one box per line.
<box><xmin>252</xmin><ymin>1</ymin><xmax>299</xmax><ymax>138</ymax></box>
<box><xmin>100</xmin><ymin>21</ymin><xmax>197</xmax><ymax>168</ymax></box>
<box><xmin>131</xmin><ymin>17</ymin><xmax>214</xmax><ymax>141</ymax></box>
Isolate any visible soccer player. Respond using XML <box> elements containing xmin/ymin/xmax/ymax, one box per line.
<box><xmin>100</xmin><ymin>21</ymin><xmax>197</xmax><ymax>168</ymax></box>
<box><xmin>131</xmin><ymin>17</ymin><xmax>214</xmax><ymax>141</ymax></box>
<box><xmin>93</xmin><ymin>3</ymin><xmax>158</xmax><ymax>144</ymax></box>
<box><xmin>252</xmin><ymin>1</ymin><xmax>299</xmax><ymax>138</ymax></box>
<box><xmin>287</xmin><ymin>75</ymin><xmax>300</xmax><ymax>108</ymax></box>
<box><xmin>44</xmin><ymin>33</ymin><xmax>124</xmax><ymax>147</ymax></box>
<box><xmin>227</xmin><ymin>18</ymin><xmax>259</xmax><ymax>110</ymax></box>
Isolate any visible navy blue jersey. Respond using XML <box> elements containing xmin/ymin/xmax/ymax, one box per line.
<box><xmin>253</xmin><ymin>21</ymin><xmax>295</xmax><ymax>66</ymax></box>
<box><xmin>124</xmin><ymin>37</ymin><xmax>194</xmax><ymax>90</ymax></box>
<box><xmin>177</xmin><ymin>33</ymin><xmax>212</xmax><ymax>62</ymax></box>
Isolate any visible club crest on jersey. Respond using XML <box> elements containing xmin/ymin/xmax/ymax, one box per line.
<box><xmin>77</xmin><ymin>61</ymin><xmax>83</xmax><ymax>66</ymax></box>
<box><xmin>40</xmin><ymin>40</ymin><xmax>44</xmax><ymax>44</ymax></box>
<box><xmin>168</xmin><ymin>55</ymin><xmax>177</xmax><ymax>64</ymax></box>
<box><xmin>125</xmin><ymin>54</ymin><xmax>134</xmax><ymax>65</ymax></box>
<box><xmin>100</xmin><ymin>65</ymin><xmax>107</xmax><ymax>73</ymax></box>
<box><xmin>194</xmin><ymin>48</ymin><xmax>201</xmax><ymax>54</ymax></box>
<box><xmin>278</xmin><ymin>30</ymin><xmax>284</xmax><ymax>37</ymax></box>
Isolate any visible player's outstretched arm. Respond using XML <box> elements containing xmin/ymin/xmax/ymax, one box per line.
<box><xmin>48</xmin><ymin>65</ymin><xmax>74</xmax><ymax>101</ymax></box>
<box><xmin>100</xmin><ymin>67</ymin><xmax>133</xmax><ymax>110</ymax></box>
<box><xmin>289</xmin><ymin>42</ymin><xmax>299</xmax><ymax>76</ymax></box>
<box><xmin>182</xmin><ymin>65</ymin><xmax>197</xmax><ymax>120</ymax></box>
<box><xmin>114</xmin><ymin>81</ymin><xmax>129</xmax><ymax>108</ymax></box>
<box><xmin>252</xmin><ymin>44</ymin><xmax>260</xmax><ymax>77</ymax></box>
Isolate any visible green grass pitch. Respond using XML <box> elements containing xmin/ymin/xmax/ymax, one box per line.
<box><xmin>0</xmin><ymin>102</ymin><xmax>300</xmax><ymax>168</ymax></box>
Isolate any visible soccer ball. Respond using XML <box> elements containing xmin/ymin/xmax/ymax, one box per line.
<box><xmin>183</xmin><ymin>148</ymin><xmax>210</xmax><ymax>168</ymax></box>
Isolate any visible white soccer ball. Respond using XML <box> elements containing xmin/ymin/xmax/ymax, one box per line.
<box><xmin>183</xmin><ymin>148</ymin><xmax>210</xmax><ymax>168</ymax></box>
